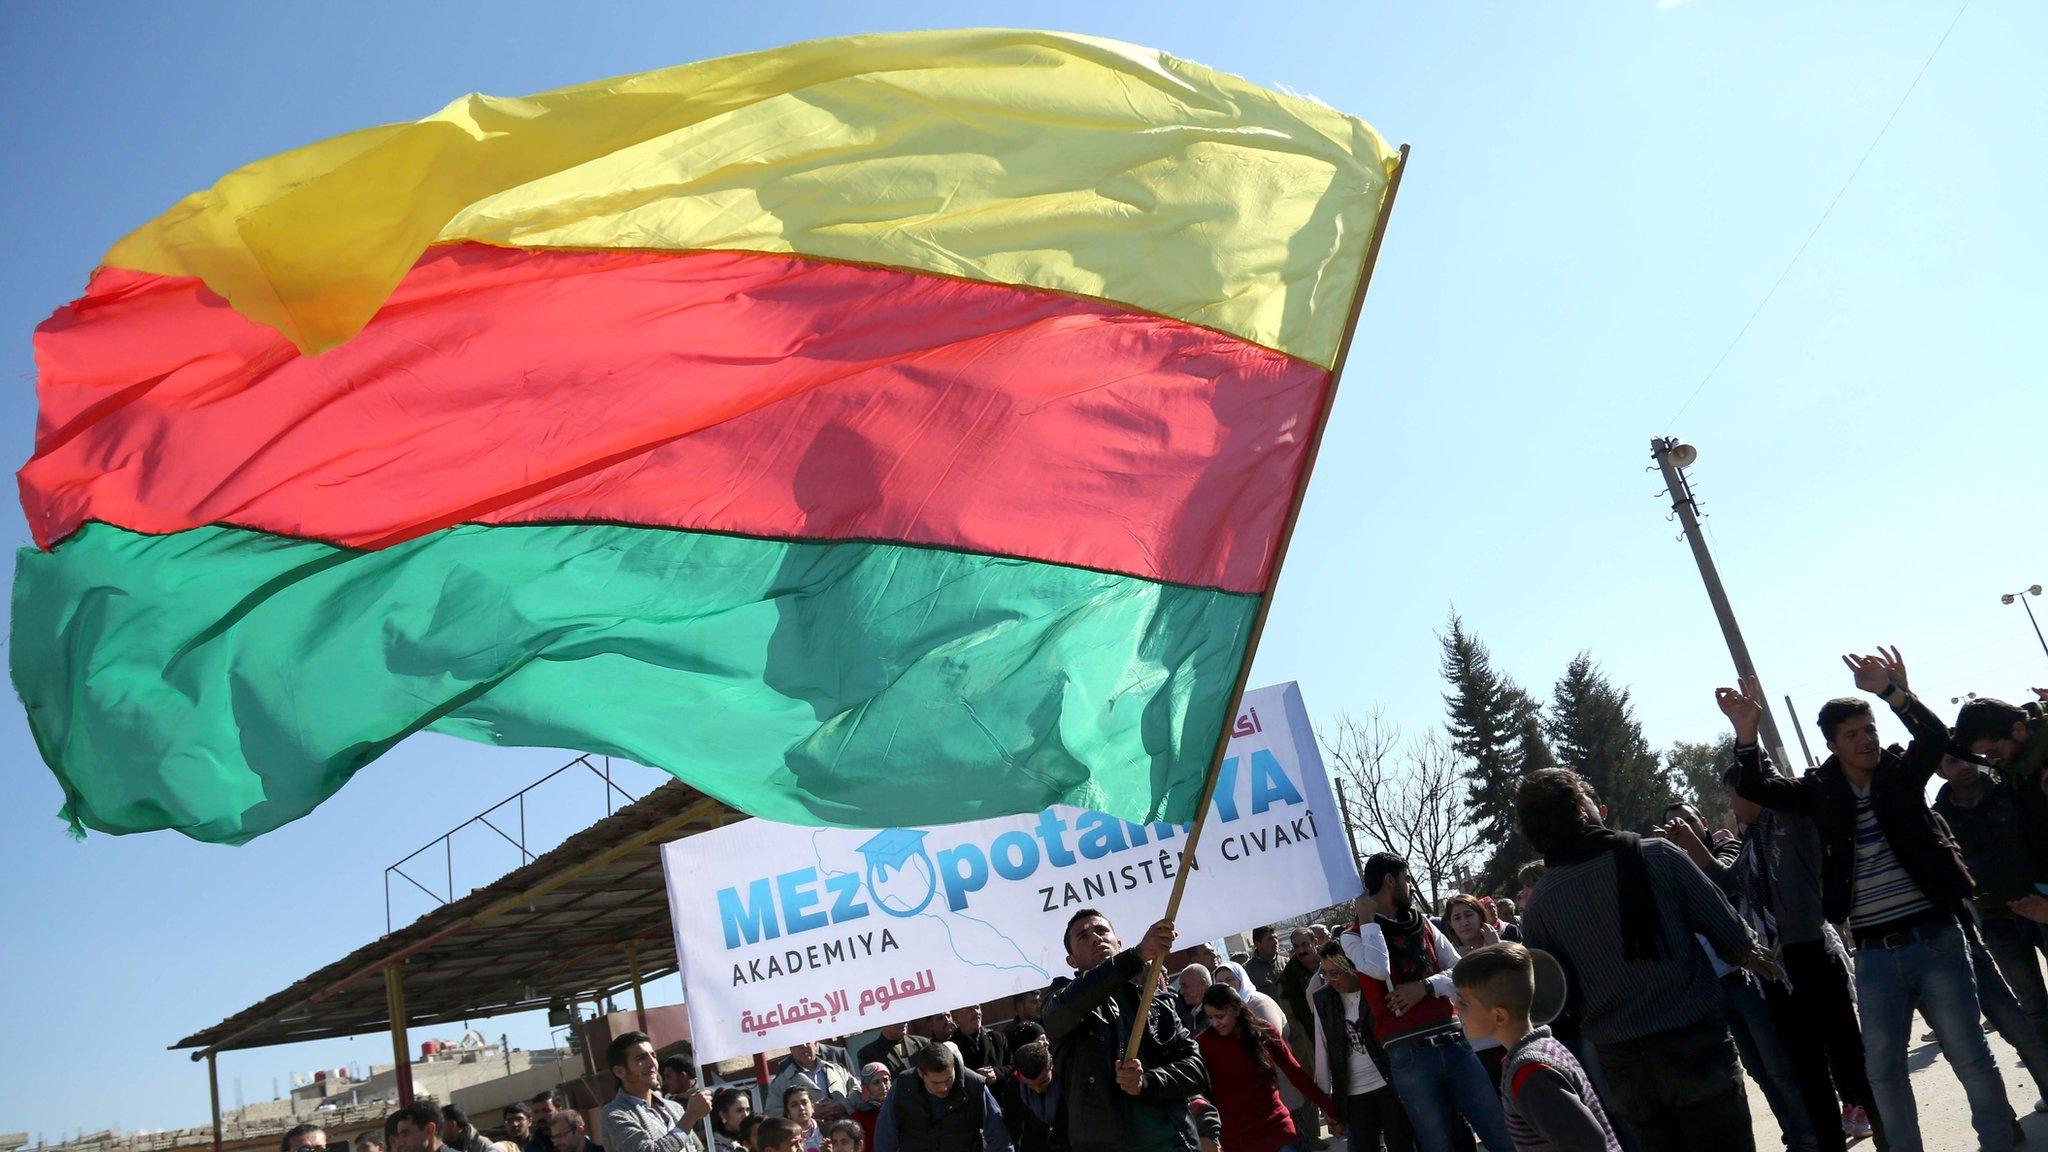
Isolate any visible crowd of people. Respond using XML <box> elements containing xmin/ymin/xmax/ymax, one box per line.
<box><xmin>305</xmin><ymin>651</ymin><xmax>2046</xmax><ymax>1152</ymax></box>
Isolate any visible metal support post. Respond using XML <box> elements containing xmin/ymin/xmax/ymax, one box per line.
<box><xmin>209</xmin><ymin>1053</ymin><xmax>223</xmax><ymax>1152</ymax></box>
<box><xmin>383</xmin><ymin>964</ymin><xmax>415</xmax><ymax>1105</ymax></box>
<box><xmin>624</xmin><ymin>939</ymin><xmax>648</xmax><ymax>1032</ymax></box>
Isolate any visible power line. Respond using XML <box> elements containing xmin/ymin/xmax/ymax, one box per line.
<box><xmin>1662</xmin><ymin>1</ymin><xmax>1970</xmax><ymax>432</ymax></box>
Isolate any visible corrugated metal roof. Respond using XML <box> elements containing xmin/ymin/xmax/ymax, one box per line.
<box><xmin>175</xmin><ymin>781</ymin><xmax>738</xmax><ymax>1055</ymax></box>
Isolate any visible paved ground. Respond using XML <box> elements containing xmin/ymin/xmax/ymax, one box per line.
<box><xmin>1318</xmin><ymin>1026</ymin><xmax>2048</xmax><ymax>1150</ymax></box>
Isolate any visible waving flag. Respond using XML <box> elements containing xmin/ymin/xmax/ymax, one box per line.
<box><xmin>12</xmin><ymin>30</ymin><xmax>1399</xmax><ymax>843</ymax></box>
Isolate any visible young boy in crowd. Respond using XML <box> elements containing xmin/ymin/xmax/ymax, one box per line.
<box><xmin>1452</xmin><ymin>943</ymin><xmax>1621</xmax><ymax>1152</ymax></box>
<box><xmin>821</xmin><ymin>1120</ymin><xmax>864</xmax><ymax>1152</ymax></box>
<box><xmin>755</xmin><ymin>1119</ymin><xmax>803</xmax><ymax>1152</ymax></box>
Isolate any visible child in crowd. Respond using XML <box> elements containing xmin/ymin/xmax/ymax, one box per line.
<box><xmin>782</xmin><ymin>1086</ymin><xmax>824</xmax><ymax>1150</ymax></box>
<box><xmin>1452</xmin><ymin>943</ymin><xmax>1621</xmax><ymax>1152</ymax></box>
<box><xmin>754</xmin><ymin>1118</ymin><xmax>803</xmax><ymax>1152</ymax></box>
<box><xmin>820</xmin><ymin>1120</ymin><xmax>864</xmax><ymax>1152</ymax></box>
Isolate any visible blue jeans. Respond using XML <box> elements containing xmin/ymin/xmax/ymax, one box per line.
<box><xmin>1972</xmin><ymin>930</ymin><xmax>2048</xmax><ymax>1096</ymax></box>
<box><xmin>1724</xmin><ymin>976</ymin><xmax>1819</xmax><ymax>1152</ymax></box>
<box><xmin>1982</xmin><ymin>915</ymin><xmax>2048</xmax><ymax>1047</ymax></box>
<box><xmin>1855</xmin><ymin>918</ymin><xmax>2014</xmax><ymax>1152</ymax></box>
<box><xmin>1384</xmin><ymin>1035</ymin><xmax>1514</xmax><ymax>1152</ymax></box>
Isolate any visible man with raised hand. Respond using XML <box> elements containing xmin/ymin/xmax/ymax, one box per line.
<box><xmin>1042</xmin><ymin>909</ymin><xmax>1208</xmax><ymax>1152</ymax></box>
<box><xmin>1714</xmin><ymin>759</ymin><xmax>1873</xmax><ymax>1146</ymax></box>
<box><xmin>1725</xmin><ymin>650</ymin><xmax>2016</xmax><ymax>1152</ymax></box>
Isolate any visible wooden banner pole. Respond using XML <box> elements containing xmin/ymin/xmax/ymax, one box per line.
<box><xmin>1122</xmin><ymin>142</ymin><xmax>1411</xmax><ymax>1061</ymax></box>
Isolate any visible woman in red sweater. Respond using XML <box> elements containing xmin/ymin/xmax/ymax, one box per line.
<box><xmin>1197</xmin><ymin>983</ymin><xmax>1344</xmax><ymax>1152</ymax></box>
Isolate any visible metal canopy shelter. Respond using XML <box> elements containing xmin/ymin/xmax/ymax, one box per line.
<box><xmin>176</xmin><ymin>778</ymin><xmax>741</xmax><ymax>1133</ymax></box>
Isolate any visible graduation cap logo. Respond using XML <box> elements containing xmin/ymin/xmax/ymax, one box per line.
<box><xmin>859</xmin><ymin>828</ymin><xmax>939</xmax><ymax>918</ymax></box>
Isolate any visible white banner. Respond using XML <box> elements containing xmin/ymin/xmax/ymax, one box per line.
<box><xmin>662</xmin><ymin>682</ymin><xmax>1360</xmax><ymax>1062</ymax></box>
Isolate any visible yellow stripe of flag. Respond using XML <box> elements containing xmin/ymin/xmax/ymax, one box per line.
<box><xmin>106</xmin><ymin>29</ymin><xmax>1395</xmax><ymax>366</ymax></box>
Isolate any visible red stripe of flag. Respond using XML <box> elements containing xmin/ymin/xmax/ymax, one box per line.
<box><xmin>25</xmin><ymin>244</ymin><xmax>1327</xmax><ymax>592</ymax></box>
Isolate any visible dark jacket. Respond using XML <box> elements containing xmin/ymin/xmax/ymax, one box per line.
<box><xmin>1003</xmin><ymin>1017</ymin><xmax>1046</xmax><ymax>1051</ymax></box>
<box><xmin>1013</xmin><ymin>1078</ymin><xmax>1220</xmax><ymax>1152</ymax></box>
<box><xmin>1275</xmin><ymin>955</ymin><xmax>1318</xmax><ymax>1039</ymax></box>
<box><xmin>1310</xmin><ymin>980</ymin><xmax>1393</xmax><ymax>1091</ymax></box>
<box><xmin>955</xmin><ymin>1024</ymin><xmax>1013</xmax><ymax>1083</ymax></box>
<box><xmin>860</xmin><ymin>1032</ymin><xmax>933</xmax><ymax>1078</ymax></box>
<box><xmin>1042</xmin><ymin>948</ymin><xmax>1208</xmax><ymax>1151</ymax></box>
<box><xmin>888</xmin><ymin>1056</ymin><xmax>995</xmax><ymax>1152</ymax></box>
<box><xmin>1732</xmin><ymin>692</ymin><xmax>1975</xmax><ymax>930</ymax></box>
<box><xmin>1935</xmin><ymin>764</ymin><xmax>2048</xmax><ymax>914</ymax></box>
<box><xmin>2007</xmin><ymin>701</ymin><xmax>2048</xmax><ymax>788</ymax></box>
<box><xmin>822</xmin><ymin>1042</ymin><xmax>860</xmax><ymax>1078</ymax></box>
<box><xmin>1243</xmin><ymin>954</ymin><xmax>1281</xmax><ymax>998</ymax></box>
<box><xmin>1004</xmin><ymin>1075</ymin><xmax>1065</xmax><ymax>1152</ymax></box>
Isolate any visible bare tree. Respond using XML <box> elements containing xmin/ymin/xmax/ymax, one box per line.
<box><xmin>1322</xmin><ymin>709</ymin><xmax>1490</xmax><ymax>909</ymax></box>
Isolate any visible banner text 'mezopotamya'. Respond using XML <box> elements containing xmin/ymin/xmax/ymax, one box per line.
<box><xmin>714</xmin><ymin>746</ymin><xmax>1307</xmax><ymax>950</ymax></box>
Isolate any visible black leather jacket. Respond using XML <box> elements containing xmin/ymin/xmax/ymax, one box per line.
<box><xmin>1733</xmin><ymin>692</ymin><xmax>1974</xmax><ymax>931</ymax></box>
<box><xmin>1041</xmin><ymin>947</ymin><xmax>1207</xmax><ymax>1150</ymax></box>
<box><xmin>1935</xmin><ymin>764</ymin><xmax>2048</xmax><ymax>913</ymax></box>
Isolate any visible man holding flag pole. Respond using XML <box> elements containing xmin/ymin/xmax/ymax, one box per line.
<box><xmin>1042</xmin><ymin>911</ymin><xmax>1207</xmax><ymax>1152</ymax></box>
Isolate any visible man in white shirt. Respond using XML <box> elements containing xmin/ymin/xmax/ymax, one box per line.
<box><xmin>1342</xmin><ymin>855</ymin><xmax>1512</xmax><ymax>1152</ymax></box>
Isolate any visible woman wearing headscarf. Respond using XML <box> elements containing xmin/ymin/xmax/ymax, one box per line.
<box><xmin>1216</xmin><ymin>960</ymin><xmax>1290</xmax><ymax>1033</ymax></box>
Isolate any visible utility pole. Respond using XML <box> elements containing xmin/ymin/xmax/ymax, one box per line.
<box><xmin>1784</xmin><ymin>695</ymin><xmax>1817</xmax><ymax>768</ymax></box>
<box><xmin>1650</xmin><ymin>437</ymin><xmax>1792</xmax><ymax>768</ymax></box>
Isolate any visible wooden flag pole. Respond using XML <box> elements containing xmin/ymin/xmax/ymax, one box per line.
<box><xmin>1122</xmin><ymin>142</ymin><xmax>1410</xmax><ymax>1061</ymax></box>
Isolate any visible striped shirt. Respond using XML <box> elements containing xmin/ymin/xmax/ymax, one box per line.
<box><xmin>1848</xmin><ymin>784</ymin><xmax>1935</xmax><ymax>935</ymax></box>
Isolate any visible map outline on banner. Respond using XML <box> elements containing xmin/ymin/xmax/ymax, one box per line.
<box><xmin>807</xmin><ymin>826</ymin><xmax>1052</xmax><ymax>980</ymax></box>
<box><xmin>661</xmin><ymin>681</ymin><xmax>1360</xmax><ymax>1061</ymax></box>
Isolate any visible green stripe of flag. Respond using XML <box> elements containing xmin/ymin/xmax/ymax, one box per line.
<box><xmin>12</xmin><ymin>522</ymin><xmax>1257</xmax><ymax>843</ymax></box>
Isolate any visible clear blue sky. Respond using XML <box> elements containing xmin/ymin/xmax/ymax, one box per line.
<box><xmin>3</xmin><ymin>0</ymin><xmax>2042</xmax><ymax>1138</ymax></box>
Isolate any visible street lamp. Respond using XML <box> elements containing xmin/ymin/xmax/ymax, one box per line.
<box><xmin>1649</xmin><ymin>436</ymin><xmax>1792</xmax><ymax>767</ymax></box>
<box><xmin>2004</xmin><ymin>585</ymin><xmax>2048</xmax><ymax>659</ymax></box>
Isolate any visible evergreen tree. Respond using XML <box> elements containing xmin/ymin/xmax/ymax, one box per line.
<box><xmin>1440</xmin><ymin>613</ymin><xmax>1554</xmax><ymax>893</ymax></box>
<box><xmin>1667</xmin><ymin>735</ymin><xmax>1739</xmax><ymax>833</ymax></box>
<box><xmin>1547</xmin><ymin>652</ymin><xmax>1678</xmax><ymax>834</ymax></box>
